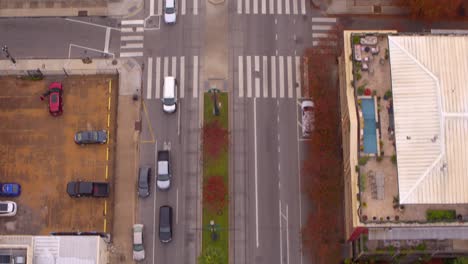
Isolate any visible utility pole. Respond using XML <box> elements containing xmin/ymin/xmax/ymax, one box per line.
<box><xmin>2</xmin><ymin>45</ymin><xmax>16</xmax><ymax>64</ymax></box>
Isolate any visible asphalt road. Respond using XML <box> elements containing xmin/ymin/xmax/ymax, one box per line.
<box><xmin>2</xmin><ymin>2</ymin><xmax>468</xmax><ymax>263</ymax></box>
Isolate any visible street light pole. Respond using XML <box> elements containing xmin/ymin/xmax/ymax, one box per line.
<box><xmin>2</xmin><ymin>45</ymin><xmax>16</xmax><ymax>64</ymax></box>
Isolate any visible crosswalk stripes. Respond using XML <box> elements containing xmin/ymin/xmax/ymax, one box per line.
<box><xmin>237</xmin><ymin>55</ymin><xmax>303</xmax><ymax>99</ymax></box>
<box><xmin>311</xmin><ymin>17</ymin><xmax>338</xmax><ymax>48</ymax></box>
<box><xmin>154</xmin><ymin>0</ymin><xmax>198</xmax><ymax>15</ymax></box>
<box><xmin>119</xmin><ymin>19</ymin><xmax>144</xmax><ymax>58</ymax></box>
<box><xmin>237</xmin><ymin>0</ymin><xmax>306</xmax><ymax>15</ymax></box>
<box><xmin>146</xmin><ymin>56</ymin><xmax>199</xmax><ymax>99</ymax></box>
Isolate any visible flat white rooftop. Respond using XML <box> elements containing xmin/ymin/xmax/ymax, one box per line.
<box><xmin>389</xmin><ymin>35</ymin><xmax>468</xmax><ymax>204</ymax></box>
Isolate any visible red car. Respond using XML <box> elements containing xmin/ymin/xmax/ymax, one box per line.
<box><xmin>41</xmin><ymin>82</ymin><xmax>63</xmax><ymax>116</ymax></box>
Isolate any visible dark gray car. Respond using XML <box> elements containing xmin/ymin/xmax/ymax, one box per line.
<box><xmin>74</xmin><ymin>130</ymin><xmax>108</xmax><ymax>145</ymax></box>
<box><xmin>159</xmin><ymin>205</ymin><xmax>173</xmax><ymax>243</ymax></box>
<box><xmin>138</xmin><ymin>166</ymin><xmax>151</xmax><ymax>198</ymax></box>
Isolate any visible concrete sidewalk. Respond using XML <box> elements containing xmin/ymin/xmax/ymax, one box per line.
<box><xmin>0</xmin><ymin>0</ymin><xmax>143</xmax><ymax>18</ymax></box>
<box><xmin>0</xmin><ymin>58</ymin><xmax>142</xmax><ymax>264</ymax></box>
<box><xmin>314</xmin><ymin>0</ymin><xmax>408</xmax><ymax>15</ymax></box>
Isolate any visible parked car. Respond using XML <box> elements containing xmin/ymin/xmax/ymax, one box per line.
<box><xmin>159</xmin><ymin>205</ymin><xmax>173</xmax><ymax>243</ymax></box>
<box><xmin>138</xmin><ymin>166</ymin><xmax>151</xmax><ymax>198</ymax></box>
<box><xmin>163</xmin><ymin>0</ymin><xmax>176</xmax><ymax>24</ymax></box>
<box><xmin>74</xmin><ymin>130</ymin><xmax>108</xmax><ymax>145</ymax></box>
<box><xmin>66</xmin><ymin>181</ymin><xmax>110</xmax><ymax>198</ymax></box>
<box><xmin>41</xmin><ymin>82</ymin><xmax>63</xmax><ymax>116</ymax></box>
<box><xmin>301</xmin><ymin>100</ymin><xmax>314</xmax><ymax>137</ymax></box>
<box><xmin>0</xmin><ymin>183</ymin><xmax>21</xmax><ymax>197</ymax></box>
<box><xmin>133</xmin><ymin>224</ymin><xmax>145</xmax><ymax>261</ymax></box>
<box><xmin>157</xmin><ymin>150</ymin><xmax>171</xmax><ymax>190</ymax></box>
<box><xmin>0</xmin><ymin>201</ymin><xmax>17</xmax><ymax>217</ymax></box>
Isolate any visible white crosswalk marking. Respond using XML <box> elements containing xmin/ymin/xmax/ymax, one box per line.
<box><xmin>285</xmin><ymin>0</ymin><xmax>290</xmax><ymax>14</ymax></box>
<box><xmin>146</xmin><ymin>56</ymin><xmax>199</xmax><ymax>99</ymax></box>
<box><xmin>246</xmin><ymin>56</ymin><xmax>252</xmax><ymax>98</ymax></box>
<box><xmin>121</xmin><ymin>20</ymin><xmax>144</xmax><ymax>25</ymax></box>
<box><xmin>238</xmin><ymin>56</ymin><xmax>244</xmax><ymax>98</ymax></box>
<box><xmin>254</xmin><ymin>56</ymin><xmax>260</xmax><ymax>97</ymax></box>
<box><xmin>119</xmin><ymin>19</ymin><xmax>145</xmax><ymax>58</ymax></box>
<box><xmin>271</xmin><ymin>56</ymin><xmax>276</xmax><ymax>98</ymax></box>
<box><xmin>155</xmin><ymin>57</ymin><xmax>161</xmax><ymax>99</ymax></box>
<box><xmin>180</xmin><ymin>56</ymin><xmax>185</xmax><ymax>98</ymax></box>
<box><xmin>295</xmin><ymin>56</ymin><xmax>301</xmax><ymax>98</ymax></box>
<box><xmin>121</xmin><ymin>36</ymin><xmax>144</xmax><ymax>41</ymax></box>
<box><xmin>236</xmin><ymin>55</ymin><xmax>303</xmax><ymax>99</ymax></box>
<box><xmin>171</xmin><ymin>56</ymin><xmax>177</xmax><ymax>77</ymax></box>
<box><xmin>287</xmin><ymin>56</ymin><xmax>293</xmax><ymax>98</ymax></box>
<box><xmin>158</xmin><ymin>0</ymin><xmax>163</xmax><ymax>15</ymax></box>
<box><xmin>182</xmin><ymin>0</ymin><xmax>186</xmax><ymax>15</ymax></box>
<box><xmin>163</xmin><ymin>57</ymin><xmax>169</xmax><ymax>80</ymax></box>
<box><xmin>150</xmin><ymin>0</ymin><xmax>155</xmax><ymax>15</ymax></box>
<box><xmin>147</xmin><ymin>57</ymin><xmax>153</xmax><ymax>99</ymax></box>
<box><xmin>311</xmin><ymin>17</ymin><xmax>337</xmax><ymax>23</ymax></box>
<box><xmin>311</xmin><ymin>17</ymin><xmax>339</xmax><ymax>49</ymax></box>
<box><xmin>236</xmin><ymin>0</ymin><xmax>306</xmax><ymax>15</ymax></box>
<box><xmin>194</xmin><ymin>0</ymin><xmax>198</xmax><ymax>15</ymax></box>
<box><xmin>193</xmin><ymin>56</ymin><xmax>199</xmax><ymax>98</ymax></box>
<box><xmin>279</xmin><ymin>56</ymin><xmax>285</xmax><ymax>98</ymax></box>
<box><xmin>262</xmin><ymin>56</ymin><xmax>268</xmax><ymax>98</ymax></box>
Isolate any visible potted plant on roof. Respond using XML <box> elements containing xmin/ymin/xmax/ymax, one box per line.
<box><xmin>364</xmin><ymin>88</ymin><xmax>372</xmax><ymax>96</ymax></box>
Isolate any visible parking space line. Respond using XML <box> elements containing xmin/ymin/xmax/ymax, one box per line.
<box><xmin>164</xmin><ymin>57</ymin><xmax>169</xmax><ymax>81</ymax></box>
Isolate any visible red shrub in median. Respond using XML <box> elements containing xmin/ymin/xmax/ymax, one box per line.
<box><xmin>203</xmin><ymin>120</ymin><xmax>229</xmax><ymax>159</ymax></box>
<box><xmin>203</xmin><ymin>176</ymin><xmax>228</xmax><ymax>214</ymax></box>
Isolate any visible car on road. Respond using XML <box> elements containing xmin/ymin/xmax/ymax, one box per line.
<box><xmin>301</xmin><ymin>100</ymin><xmax>314</xmax><ymax>137</ymax></box>
<box><xmin>162</xmin><ymin>76</ymin><xmax>177</xmax><ymax>113</ymax></box>
<box><xmin>42</xmin><ymin>82</ymin><xmax>63</xmax><ymax>116</ymax></box>
<box><xmin>133</xmin><ymin>224</ymin><xmax>145</xmax><ymax>261</ymax></box>
<box><xmin>159</xmin><ymin>205</ymin><xmax>173</xmax><ymax>243</ymax></box>
<box><xmin>66</xmin><ymin>181</ymin><xmax>110</xmax><ymax>198</ymax></box>
<box><xmin>138</xmin><ymin>166</ymin><xmax>151</xmax><ymax>198</ymax></box>
<box><xmin>0</xmin><ymin>183</ymin><xmax>21</xmax><ymax>197</ymax></box>
<box><xmin>157</xmin><ymin>150</ymin><xmax>171</xmax><ymax>190</ymax></box>
<box><xmin>74</xmin><ymin>130</ymin><xmax>108</xmax><ymax>145</ymax></box>
<box><xmin>0</xmin><ymin>201</ymin><xmax>17</xmax><ymax>217</ymax></box>
<box><xmin>164</xmin><ymin>0</ymin><xmax>177</xmax><ymax>24</ymax></box>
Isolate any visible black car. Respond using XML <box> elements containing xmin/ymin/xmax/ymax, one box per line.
<box><xmin>159</xmin><ymin>205</ymin><xmax>173</xmax><ymax>243</ymax></box>
<box><xmin>138</xmin><ymin>166</ymin><xmax>151</xmax><ymax>198</ymax></box>
<box><xmin>74</xmin><ymin>130</ymin><xmax>108</xmax><ymax>145</ymax></box>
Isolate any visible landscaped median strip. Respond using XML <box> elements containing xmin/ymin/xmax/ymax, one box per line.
<box><xmin>199</xmin><ymin>91</ymin><xmax>229</xmax><ymax>264</ymax></box>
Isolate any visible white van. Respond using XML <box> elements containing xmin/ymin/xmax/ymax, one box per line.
<box><xmin>164</xmin><ymin>0</ymin><xmax>177</xmax><ymax>24</ymax></box>
<box><xmin>162</xmin><ymin>76</ymin><xmax>177</xmax><ymax>113</ymax></box>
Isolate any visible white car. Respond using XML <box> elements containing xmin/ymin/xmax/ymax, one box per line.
<box><xmin>164</xmin><ymin>0</ymin><xmax>177</xmax><ymax>24</ymax></box>
<box><xmin>133</xmin><ymin>224</ymin><xmax>145</xmax><ymax>261</ymax></box>
<box><xmin>301</xmin><ymin>100</ymin><xmax>314</xmax><ymax>137</ymax></box>
<box><xmin>0</xmin><ymin>201</ymin><xmax>17</xmax><ymax>217</ymax></box>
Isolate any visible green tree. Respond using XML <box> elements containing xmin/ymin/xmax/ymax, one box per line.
<box><xmin>198</xmin><ymin>246</ymin><xmax>225</xmax><ymax>264</ymax></box>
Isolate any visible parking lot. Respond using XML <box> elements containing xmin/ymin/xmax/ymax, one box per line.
<box><xmin>0</xmin><ymin>75</ymin><xmax>117</xmax><ymax>235</ymax></box>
